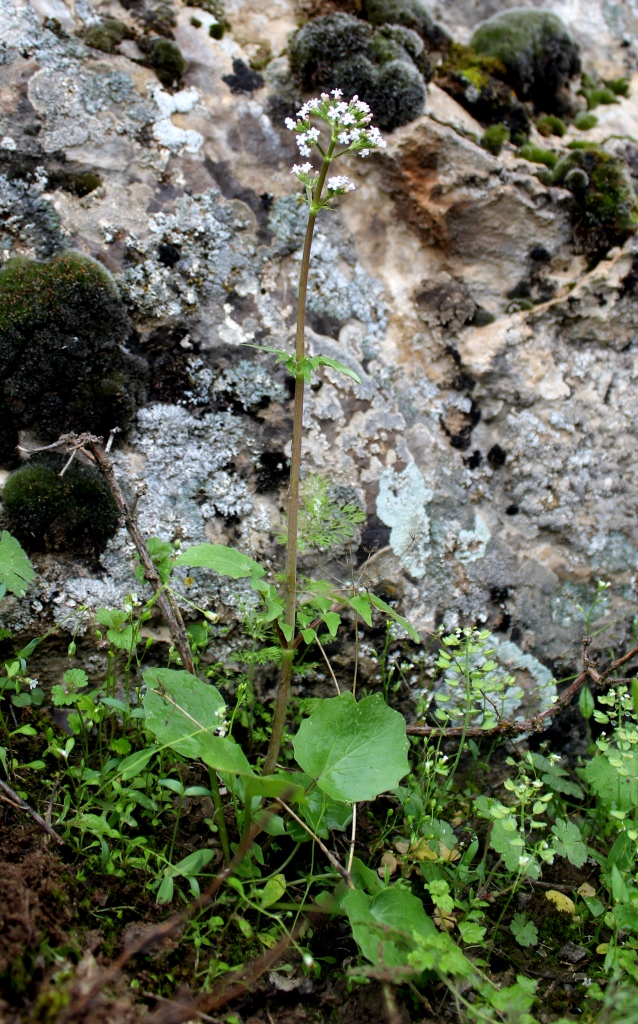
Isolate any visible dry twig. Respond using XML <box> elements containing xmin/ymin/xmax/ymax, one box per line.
<box><xmin>0</xmin><ymin>778</ymin><xmax>65</xmax><ymax>846</ymax></box>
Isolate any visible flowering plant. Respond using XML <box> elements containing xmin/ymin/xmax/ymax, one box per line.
<box><xmin>286</xmin><ymin>90</ymin><xmax>386</xmax><ymax>209</ymax></box>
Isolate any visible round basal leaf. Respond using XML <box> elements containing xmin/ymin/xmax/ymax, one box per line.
<box><xmin>143</xmin><ymin>667</ymin><xmax>251</xmax><ymax>776</ymax></box>
<box><xmin>292</xmin><ymin>692</ymin><xmax>409</xmax><ymax>803</ymax></box>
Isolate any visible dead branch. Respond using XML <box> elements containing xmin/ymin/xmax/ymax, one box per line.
<box><xmin>406</xmin><ymin>639</ymin><xmax>638</xmax><ymax>739</ymax></box>
<box><xmin>24</xmin><ymin>432</ymin><xmax>195</xmax><ymax>674</ymax></box>
<box><xmin>0</xmin><ymin>778</ymin><xmax>65</xmax><ymax>846</ymax></box>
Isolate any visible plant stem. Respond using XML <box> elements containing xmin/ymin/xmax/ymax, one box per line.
<box><xmin>263</xmin><ymin>148</ymin><xmax>333</xmax><ymax>775</ymax></box>
<box><xmin>208</xmin><ymin>769</ymin><xmax>231</xmax><ymax>866</ymax></box>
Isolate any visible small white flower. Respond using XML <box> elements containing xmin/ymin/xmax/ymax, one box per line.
<box><xmin>518</xmin><ymin>855</ymin><xmax>530</xmax><ymax>867</ymax></box>
<box><xmin>306</xmin><ymin>126</ymin><xmax>320</xmax><ymax>141</ymax></box>
<box><xmin>340</xmin><ymin>112</ymin><xmax>356</xmax><ymax>126</ymax></box>
<box><xmin>331</xmin><ymin>88</ymin><xmax>343</xmax><ymax>98</ymax></box>
<box><xmin>285</xmin><ymin>117</ymin><xmax>297</xmax><ymax>130</ymax></box>
<box><xmin>338</xmin><ymin>132</ymin><xmax>351</xmax><ymax>144</ymax></box>
<box><xmin>292</xmin><ymin>162</ymin><xmax>313</xmax><ymax>176</ymax></box>
<box><xmin>327</xmin><ymin>174</ymin><xmax>355</xmax><ymax>193</ymax></box>
<box><xmin>28</xmin><ymin>679</ymin><xmax>39</xmax><ymax>690</ymax></box>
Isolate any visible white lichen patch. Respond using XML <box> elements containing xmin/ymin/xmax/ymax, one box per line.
<box><xmin>377</xmin><ymin>463</ymin><xmax>433</xmax><ymax>579</ymax></box>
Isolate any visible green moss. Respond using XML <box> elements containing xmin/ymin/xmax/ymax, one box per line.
<box><xmin>481</xmin><ymin>123</ymin><xmax>510</xmax><ymax>155</ymax></box>
<box><xmin>579</xmin><ymin>73</ymin><xmax>620</xmax><ymax>110</ymax></box>
<box><xmin>46</xmin><ymin>169</ymin><xmax>103</xmax><ymax>197</ymax></box>
<box><xmin>470</xmin><ymin>9</ymin><xmax>580</xmax><ymax>112</ymax></box>
<box><xmin>566</xmin><ymin>139</ymin><xmax>599</xmax><ymax>150</ymax></box>
<box><xmin>138</xmin><ymin>37</ymin><xmax>186</xmax><ymax>87</ymax></box>
<box><xmin>536</xmin><ymin>114</ymin><xmax>567</xmax><ymax>137</ymax></box>
<box><xmin>361</xmin><ymin>0</ymin><xmax>448</xmax><ymax>48</ymax></box>
<box><xmin>437</xmin><ymin>43</ymin><xmax>529</xmax><ymax>137</ymax></box>
<box><xmin>209</xmin><ymin>22</ymin><xmax>224</xmax><ymax>39</ymax></box>
<box><xmin>2</xmin><ymin>455</ymin><xmax>120</xmax><ymax>554</ymax></box>
<box><xmin>84</xmin><ymin>18</ymin><xmax>135</xmax><ymax>53</ymax></box>
<box><xmin>605</xmin><ymin>76</ymin><xmax>630</xmax><ymax>97</ymax></box>
<box><xmin>574</xmin><ymin>111</ymin><xmax>598</xmax><ymax>130</ymax></box>
<box><xmin>184</xmin><ymin>0</ymin><xmax>230</xmax><ymax>32</ymax></box>
<box><xmin>518</xmin><ymin>143</ymin><xmax>559</xmax><ymax>168</ymax></box>
<box><xmin>0</xmin><ymin>250</ymin><xmax>146</xmax><ymax>462</ymax></box>
<box><xmin>552</xmin><ymin>149</ymin><xmax>638</xmax><ymax>253</ymax></box>
<box><xmin>190</xmin><ymin>16</ymin><xmax>202</xmax><ymax>27</ymax></box>
<box><xmin>288</xmin><ymin>13</ymin><xmax>426</xmax><ymax>131</ymax></box>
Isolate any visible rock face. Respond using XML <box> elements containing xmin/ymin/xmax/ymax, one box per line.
<box><xmin>2</xmin><ymin>0</ymin><xmax>638</xmax><ymax>715</ymax></box>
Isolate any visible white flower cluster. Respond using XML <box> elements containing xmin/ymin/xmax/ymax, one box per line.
<box><xmin>326</xmin><ymin>175</ymin><xmax>355</xmax><ymax>194</ymax></box>
<box><xmin>286</xmin><ymin>88</ymin><xmax>386</xmax><ymax>168</ymax></box>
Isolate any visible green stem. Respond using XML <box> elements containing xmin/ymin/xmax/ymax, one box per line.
<box><xmin>209</xmin><ymin>768</ymin><xmax>231</xmax><ymax>866</ymax></box>
<box><xmin>263</xmin><ymin>145</ymin><xmax>334</xmax><ymax>775</ymax></box>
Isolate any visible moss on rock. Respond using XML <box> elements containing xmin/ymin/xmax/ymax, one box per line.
<box><xmin>2</xmin><ymin>454</ymin><xmax>120</xmax><ymax>555</ymax></box>
<box><xmin>138</xmin><ymin>37</ymin><xmax>186</xmax><ymax>87</ymax></box>
<box><xmin>437</xmin><ymin>43</ymin><xmax>530</xmax><ymax>137</ymax></box>
<box><xmin>362</xmin><ymin>0</ymin><xmax>449</xmax><ymax>49</ymax></box>
<box><xmin>288</xmin><ymin>12</ymin><xmax>426</xmax><ymax>130</ymax></box>
<box><xmin>553</xmin><ymin>149</ymin><xmax>638</xmax><ymax>254</ymax></box>
<box><xmin>481</xmin><ymin>123</ymin><xmax>510</xmax><ymax>156</ymax></box>
<box><xmin>84</xmin><ymin>18</ymin><xmax>135</xmax><ymax>53</ymax></box>
<box><xmin>470</xmin><ymin>9</ymin><xmax>580</xmax><ymax>113</ymax></box>
<box><xmin>0</xmin><ymin>250</ymin><xmax>146</xmax><ymax>465</ymax></box>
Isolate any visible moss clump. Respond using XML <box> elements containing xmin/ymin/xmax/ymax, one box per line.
<box><xmin>2</xmin><ymin>455</ymin><xmax>119</xmax><ymax>555</ymax></box>
<box><xmin>574</xmin><ymin>111</ymin><xmax>598</xmax><ymax>130</ymax></box>
<box><xmin>518</xmin><ymin>143</ymin><xmax>559</xmax><ymax>168</ymax></box>
<box><xmin>579</xmin><ymin>72</ymin><xmax>627</xmax><ymax>111</ymax></box>
<box><xmin>84</xmin><ymin>19</ymin><xmax>135</xmax><ymax>53</ymax></box>
<box><xmin>46</xmin><ymin>169</ymin><xmax>103</xmax><ymax>197</ymax></box>
<box><xmin>0</xmin><ymin>250</ymin><xmax>146</xmax><ymax>466</ymax></box>
<box><xmin>437</xmin><ymin>43</ymin><xmax>530</xmax><ymax>137</ymax></box>
<box><xmin>361</xmin><ymin>0</ymin><xmax>449</xmax><ymax>49</ymax></box>
<box><xmin>289</xmin><ymin>12</ymin><xmax>426</xmax><ymax>131</ymax></box>
<box><xmin>536</xmin><ymin>114</ymin><xmax>566</xmax><ymax>137</ymax></box>
<box><xmin>138</xmin><ymin>37</ymin><xmax>186</xmax><ymax>87</ymax></box>
<box><xmin>481</xmin><ymin>123</ymin><xmax>510</xmax><ymax>155</ymax></box>
<box><xmin>552</xmin><ymin>149</ymin><xmax>638</xmax><ymax>253</ymax></box>
<box><xmin>470</xmin><ymin>9</ymin><xmax>580</xmax><ymax>113</ymax></box>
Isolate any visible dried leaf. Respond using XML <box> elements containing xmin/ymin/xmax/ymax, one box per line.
<box><xmin>545</xmin><ymin>890</ymin><xmax>575</xmax><ymax>915</ymax></box>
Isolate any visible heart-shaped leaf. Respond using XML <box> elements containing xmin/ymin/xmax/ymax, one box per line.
<box><xmin>144</xmin><ymin>668</ymin><xmax>251</xmax><ymax>776</ymax></box>
<box><xmin>292</xmin><ymin>692</ymin><xmax>409</xmax><ymax>803</ymax></box>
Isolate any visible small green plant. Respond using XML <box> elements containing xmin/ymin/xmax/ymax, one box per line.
<box><xmin>275</xmin><ymin>474</ymin><xmax>365</xmax><ymax>553</ymax></box>
<box><xmin>518</xmin><ymin>142</ymin><xmax>559</xmax><ymax>168</ymax></box>
<box><xmin>575</xmin><ymin>110</ymin><xmax>599</xmax><ymax>130</ymax></box>
<box><xmin>481</xmin><ymin>123</ymin><xmax>510</xmax><ymax>155</ymax></box>
<box><xmin>536</xmin><ymin>114</ymin><xmax>567</xmax><ymax>137</ymax></box>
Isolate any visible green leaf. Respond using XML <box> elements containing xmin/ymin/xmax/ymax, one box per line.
<box><xmin>156</xmin><ymin>875</ymin><xmax>174</xmax><ymax>904</ymax></box>
<box><xmin>0</xmin><ymin>531</ymin><xmax>35</xmax><ymax>598</ymax></box>
<box><xmin>170</xmin><ymin>849</ymin><xmax>215</xmax><ymax>877</ymax></box>
<box><xmin>322</xmin><ymin>611</ymin><xmax>341</xmax><ymax>636</ymax></box>
<box><xmin>579</xmin><ymin>685</ymin><xmax>595</xmax><ymax>720</ymax></box>
<box><xmin>174</xmin><ymin>543</ymin><xmax>265</xmax><ymax>580</ymax></box>
<box><xmin>64</xmin><ymin>668</ymin><xmax>89</xmax><ymax>690</ymax></box>
<box><xmin>510</xmin><ymin>912</ymin><xmax>538</xmax><ymax>947</ymax></box>
<box><xmin>583</xmin><ymin>752</ymin><xmax>638</xmax><ymax>811</ymax></box>
<box><xmin>118</xmin><ymin>747</ymin><xmax>157</xmax><ymax>781</ymax></box>
<box><xmin>342</xmin><ymin>886</ymin><xmax>436</xmax><ymax>972</ymax></box>
<box><xmin>490</xmin><ymin>817</ymin><xmax>529</xmax><ymax>874</ymax></box>
<box><xmin>259</xmin><ymin>873</ymin><xmax>286</xmax><ymax>908</ymax></box>
<box><xmin>285</xmin><ymin>772</ymin><xmax>352</xmax><ymax>841</ymax></box>
<box><xmin>143</xmin><ymin>668</ymin><xmax>252</xmax><ymax>776</ymax></box>
<box><xmin>74</xmin><ymin>813</ymin><xmax>121</xmax><ymax>839</ymax></box>
<box><xmin>348</xmin><ymin>594</ymin><xmax>373</xmax><ymax>626</ymax></box>
<box><xmin>292</xmin><ymin>692</ymin><xmax>409</xmax><ymax>802</ymax></box>
<box><xmin>315</xmin><ymin>355</ymin><xmax>362</xmax><ymax>385</ymax></box>
<box><xmin>632</xmin><ymin>678</ymin><xmax>638</xmax><ymax>715</ymax></box>
<box><xmin>243</xmin><ymin>775</ymin><xmax>305</xmax><ymax>804</ymax></box>
<box><xmin>551</xmin><ymin>819</ymin><xmax>588</xmax><ymax>868</ymax></box>
<box><xmin>107</xmin><ymin>625</ymin><xmax>138</xmax><ymax>650</ymax></box>
<box><xmin>369</xmin><ymin>593</ymin><xmax>420</xmax><ymax>643</ymax></box>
